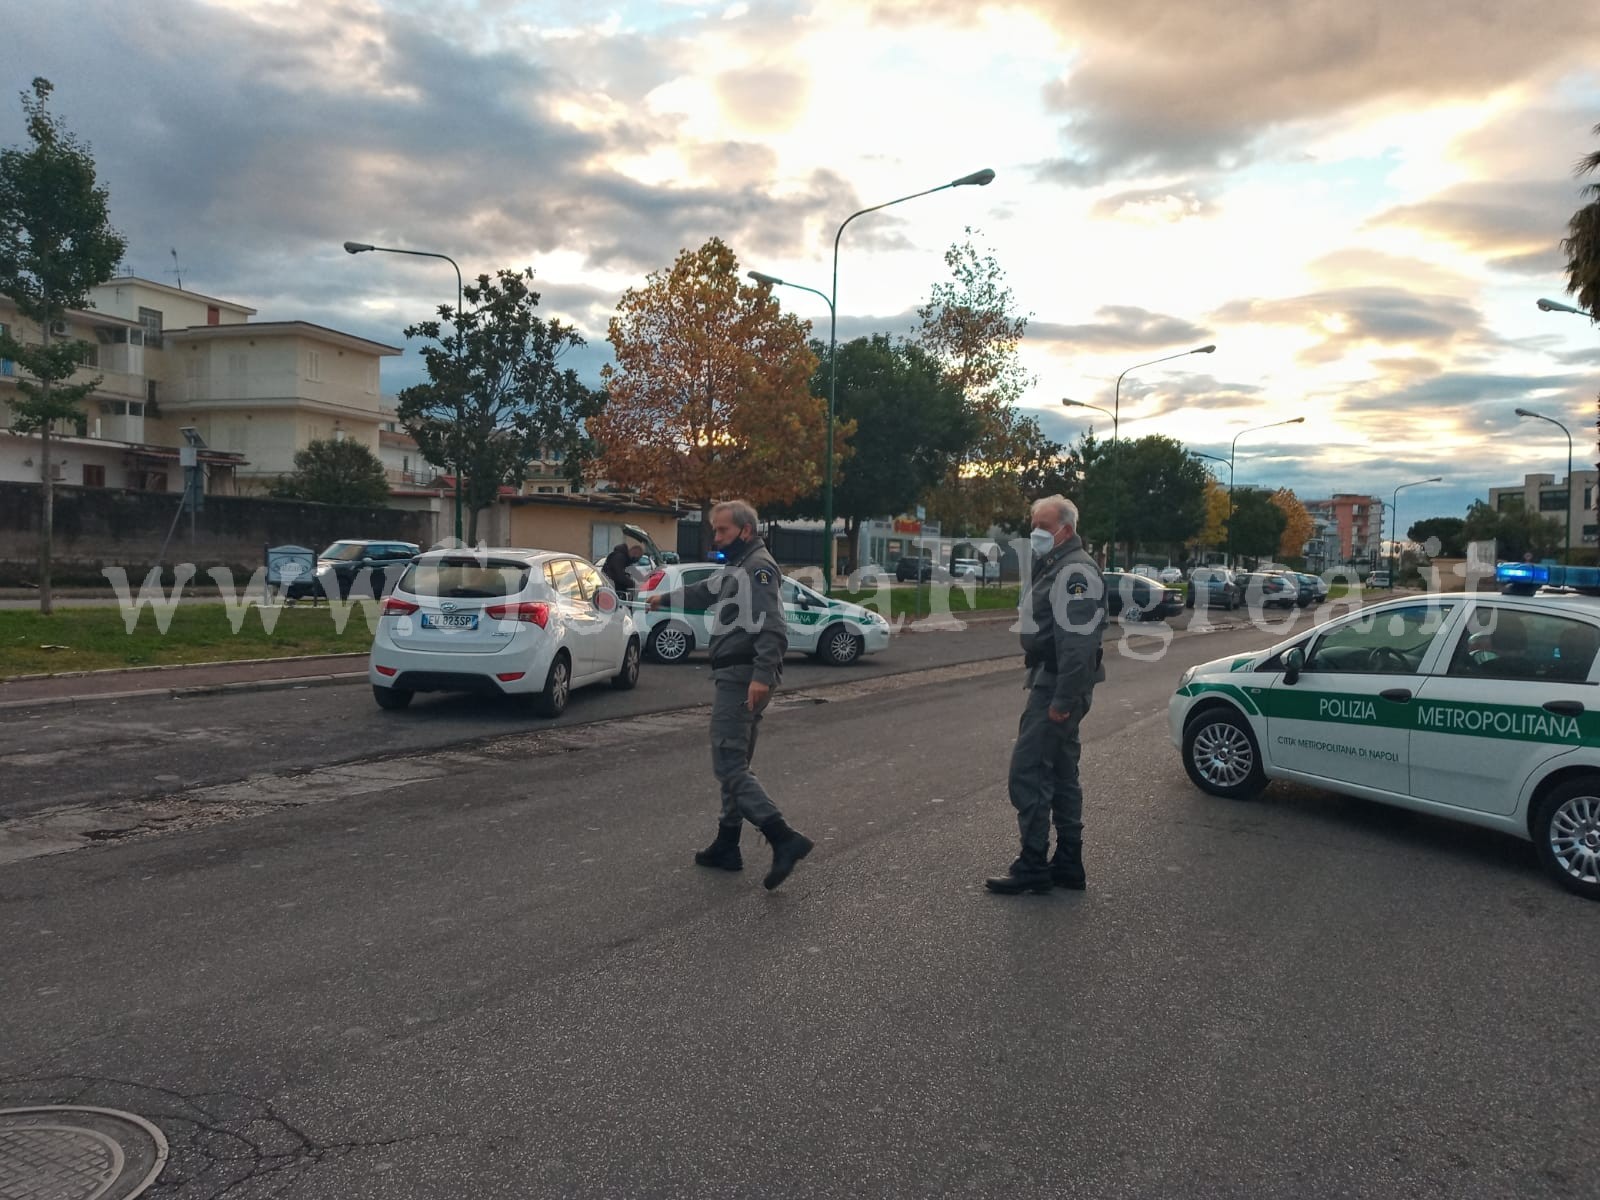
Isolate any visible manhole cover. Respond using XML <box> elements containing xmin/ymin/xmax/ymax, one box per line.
<box><xmin>0</xmin><ymin>1107</ymin><xmax>167</xmax><ymax>1200</ymax></box>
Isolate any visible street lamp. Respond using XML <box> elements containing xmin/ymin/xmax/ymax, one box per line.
<box><xmin>1390</xmin><ymin>476</ymin><xmax>1443</xmax><ymax>584</ymax></box>
<box><xmin>1105</xmin><ymin>344</ymin><xmax>1216</xmax><ymax>570</ymax></box>
<box><xmin>345</xmin><ymin>240</ymin><xmax>466</xmax><ymax>544</ymax></box>
<box><xmin>1536</xmin><ymin>297</ymin><xmax>1589</xmax><ymax>316</ymax></box>
<box><xmin>1227</xmin><ymin>416</ymin><xmax>1305</xmax><ymax>568</ymax></box>
<box><xmin>814</xmin><ymin>168</ymin><xmax>994</xmax><ymax>593</ymax></box>
<box><xmin>1061</xmin><ymin>398</ymin><xmax>1112</xmax><ymax>419</ymax></box>
<box><xmin>1516</xmin><ymin>407</ymin><xmax>1574</xmax><ymax>564</ymax></box>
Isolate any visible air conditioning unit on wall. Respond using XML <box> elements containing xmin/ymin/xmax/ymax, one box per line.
<box><xmin>49</xmin><ymin>463</ymin><xmax>66</xmax><ymax>481</ymax></box>
<box><xmin>48</xmin><ymin>319</ymin><xmax>69</xmax><ymax>336</ymax></box>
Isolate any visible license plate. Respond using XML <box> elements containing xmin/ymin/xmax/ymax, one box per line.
<box><xmin>421</xmin><ymin>612</ymin><xmax>478</xmax><ymax>630</ymax></box>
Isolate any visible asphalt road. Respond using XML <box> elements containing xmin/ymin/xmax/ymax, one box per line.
<box><xmin>2</xmin><ymin>615</ymin><xmax>1595</xmax><ymax>1199</ymax></box>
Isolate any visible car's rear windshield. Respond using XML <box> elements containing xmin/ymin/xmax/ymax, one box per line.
<box><xmin>401</xmin><ymin>558</ymin><xmax>532</xmax><ymax>598</ymax></box>
<box><xmin>320</xmin><ymin>542</ymin><xmax>367</xmax><ymax>561</ymax></box>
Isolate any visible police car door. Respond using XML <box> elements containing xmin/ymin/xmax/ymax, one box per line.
<box><xmin>1266</xmin><ymin>602</ymin><xmax>1457</xmax><ymax>796</ymax></box>
<box><xmin>779</xmin><ymin>579</ymin><xmax>822</xmax><ymax>652</ymax></box>
<box><xmin>1408</xmin><ymin>600</ymin><xmax>1599</xmax><ymax>816</ymax></box>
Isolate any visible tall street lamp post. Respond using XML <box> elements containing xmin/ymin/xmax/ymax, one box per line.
<box><xmin>814</xmin><ymin>168</ymin><xmax>994</xmax><ymax>593</ymax></box>
<box><xmin>1227</xmin><ymin>416</ymin><xmax>1304</xmax><ymax>568</ymax></box>
<box><xmin>345</xmin><ymin>240</ymin><xmax>465</xmax><ymax>544</ymax></box>
<box><xmin>1105</xmin><ymin>345</ymin><xmax>1216</xmax><ymax>570</ymax></box>
<box><xmin>1536</xmin><ymin>298</ymin><xmax>1590</xmax><ymax>317</ymax></box>
<box><xmin>1390</xmin><ymin>476</ymin><xmax>1442</xmax><ymax>584</ymax></box>
<box><xmin>1516</xmin><ymin>407</ymin><xmax>1574</xmax><ymax>564</ymax></box>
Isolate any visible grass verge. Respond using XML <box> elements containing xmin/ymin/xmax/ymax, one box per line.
<box><xmin>0</xmin><ymin>603</ymin><xmax>375</xmax><ymax>677</ymax></box>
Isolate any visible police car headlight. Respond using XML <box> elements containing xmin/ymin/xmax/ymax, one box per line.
<box><xmin>1178</xmin><ymin>666</ymin><xmax>1196</xmax><ymax>688</ymax></box>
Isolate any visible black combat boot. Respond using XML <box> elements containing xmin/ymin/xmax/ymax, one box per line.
<box><xmin>985</xmin><ymin>854</ymin><xmax>1053</xmax><ymax>895</ymax></box>
<box><xmin>694</xmin><ymin>823</ymin><xmax>744</xmax><ymax>871</ymax></box>
<box><xmin>1051</xmin><ymin>840</ymin><xmax>1086</xmax><ymax>890</ymax></box>
<box><xmin>758</xmin><ymin>816</ymin><xmax>813</xmax><ymax>891</ymax></box>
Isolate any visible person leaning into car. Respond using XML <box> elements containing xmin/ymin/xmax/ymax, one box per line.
<box><xmin>602</xmin><ymin>539</ymin><xmax>643</xmax><ymax>598</ymax></box>
<box><xmin>645</xmin><ymin>499</ymin><xmax>813</xmax><ymax>891</ymax></box>
<box><xmin>986</xmin><ymin>493</ymin><xmax>1107</xmax><ymax>896</ymax></box>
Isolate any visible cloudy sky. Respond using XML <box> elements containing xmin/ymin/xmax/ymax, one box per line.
<box><xmin>9</xmin><ymin>0</ymin><xmax>1600</xmax><ymax>528</ymax></box>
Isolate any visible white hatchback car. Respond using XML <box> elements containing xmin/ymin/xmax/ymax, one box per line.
<box><xmin>369</xmin><ymin>548</ymin><xmax>641</xmax><ymax>715</ymax></box>
<box><xmin>633</xmin><ymin>562</ymin><xmax>891</xmax><ymax>665</ymax></box>
<box><xmin>1170</xmin><ymin>589</ymin><xmax>1600</xmax><ymax>899</ymax></box>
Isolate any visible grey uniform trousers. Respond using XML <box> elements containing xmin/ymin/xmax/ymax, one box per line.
<box><xmin>1007</xmin><ymin>684</ymin><xmax>1091</xmax><ymax>865</ymax></box>
<box><xmin>710</xmin><ymin>676</ymin><xmax>781</xmax><ymax>828</ymax></box>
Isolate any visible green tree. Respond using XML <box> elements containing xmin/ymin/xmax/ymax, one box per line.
<box><xmin>1461</xmin><ymin>500</ymin><xmax>1563</xmax><ymax>561</ymax></box>
<box><xmin>1117</xmin><ymin>435</ymin><xmax>1209</xmax><ymax>559</ymax></box>
<box><xmin>398</xmin><ymin>267</ymin><xmax>603</xmax><ymax>545</ymax></box>
<box><xmin>0</xmin><ymin>78</ymin><xmax>127</xmax><ymax>613</ymax></box>
<box><xmin>1560</xmin><ymin>121</ymin><xmax>1600</xmax><ymax>320</ymax></box>
<box><xmin>270</xmin><ymin>438</ymin><xmax>392</xmax><ymax>507</ymax></box>
<box><xmin>1228</xmin><ymin>488</ymin><xmax>1288</xmax><ymax>561</ymax></box>
<box><xmin>1408</xmin><ymin>516</ymin><xmax>1466</xmax><ymax>557</ymax></box>
<box><xmin>914</xmin><ymin>229</ymin><xmax>1037</xmax><ymax>534</ymax></box>
<box><xmin>776</xmin><ymin>335</ymin><xmax>971</xmax><ymax>545</ymax></box>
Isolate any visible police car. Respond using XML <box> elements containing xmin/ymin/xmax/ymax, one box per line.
<box><xmin>632</xmin><ymin>563</ymin><xmax>891</xmax><ymax>665</ymax></box>
<box><xmin>1169</xmin><ymin>563</ymin><xmax>1600</xmax><ymax>899</ymax></box>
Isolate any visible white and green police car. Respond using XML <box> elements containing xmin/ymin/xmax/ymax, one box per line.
<box><xmin>1170</xmin><ymin>566</ymin><xmax>1600</xmax><ymax>899</ymax></box>
<box><xmin>632</xmin><ymin>563</ymin><xmax>891</xmax><ymax>665</ymax></box>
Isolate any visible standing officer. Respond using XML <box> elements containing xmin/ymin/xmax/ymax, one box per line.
<box><xmin>986</xmin><ymin>494</ymin><xmax>1106</xmax><ymax>895</ymax></box>
<box><xmin>646</xmin><ymin>499</ymin><xmax>813</xmax><ymax>890</ymax></box>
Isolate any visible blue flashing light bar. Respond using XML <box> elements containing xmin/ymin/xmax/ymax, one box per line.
<box><xmin>1496</xmin><ymin>562</ymin><xmax>1600</xmax><ymax>589</ymax></box>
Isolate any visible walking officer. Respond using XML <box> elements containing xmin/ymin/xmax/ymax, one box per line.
<box><xmin>986</xmin><ymin>494</ymin><xmax>1107</xmax><ymax>895</ymax></box>
<box><xmin>646</xmin><ymin>499</ymin><xmax>814</xmax><ymax>890</ymax></box>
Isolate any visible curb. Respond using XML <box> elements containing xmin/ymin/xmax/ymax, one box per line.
<box><xmin>0</xmin><ymin>671</ymin><xmax>367</xmax><ymax>713</ymax></box>
<box><xmin>2</xmin><ymin>651</ymin><xmax>366</xmax><ymax>685</ymax></box>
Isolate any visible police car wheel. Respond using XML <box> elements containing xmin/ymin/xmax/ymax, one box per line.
<box><xmin>819</xmin><ymin>625</ymin><xmax>863</xmax><ymax>665</ymax></box>
<box><xmin>1182</xmin><ymin>707</ymin><xmax>1267</xmax><ymax>800</ymax></box>
<box><xmin>1532</xmin><ymin>779</ymin><xmax>1600</xmax><ymax>900</ymax></box>
<box><xmin>647</xmin><ymin>622</ymin><xmax>694</xmax><ymax>663</ymax></box>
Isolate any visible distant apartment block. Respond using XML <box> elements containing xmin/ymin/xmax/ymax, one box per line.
<box><xmin>1302</xmin><ymin>494</ymin><xmax>1385</xmax><ymax>564</ymax></box>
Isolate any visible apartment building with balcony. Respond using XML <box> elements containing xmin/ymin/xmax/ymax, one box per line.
<box><xmin>1302</xmin><ymin>494</ymin><xmax>1385</xmax><ymax>564</ymax></box>
<box><xmin>0</xmin><ymin>296</ymin><xmax>245</xmax><ymax>493</ymax></box>
<box><xmin>3</xmin><ymin>276</ymin><xmax>402</xmax><ymax>496</ymax></box>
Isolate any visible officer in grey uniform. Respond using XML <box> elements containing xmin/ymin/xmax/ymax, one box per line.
<box><xmin>647</xmin><ymin>499</ymin><xmax>814</xmax><ymax>890</ymax></box>
<box><xmin>986</xmin><ymin>494</ymin><xmax>1107</xmax><ymax>895</ymax></box>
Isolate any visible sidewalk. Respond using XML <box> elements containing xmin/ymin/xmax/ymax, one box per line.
<box><xmin>0</xmin><ymin>653</ymin><xmax>367</xmax><ymax>711</ymax></box>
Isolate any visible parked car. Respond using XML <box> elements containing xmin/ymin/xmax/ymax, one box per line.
<box><xmin>1368</xmin><ymin>569</ymin><xmax>1392</xmax><ymax>588</ymax></box>
<box><xmin>633</xmin><ymin>563</ymin><xmax>891</xmax><ymax>665</ymax></box>
<box><xmin>1158</xmin><ymin>566</ymin><xmax>1185</xmax><ymax>585</ymax></box>
<box><xmin>368</xmin><ymin>548</ymin><xmax>640</xmax><ymax>714</ymax></box>
<box><xmin>1275</xmin><ymin>571</ymin><xmax>1317</xmax><ymax>608</ymax></box>
<box><xmin>952</xmin><ymin>557</ymin><xmax>1001</xmax><ymax>582</ymax></box>
<box><xmin>1186</xmin><ymin>567</ymin><xmax>1243</xmax><ymax>610</ymax></box>
<box><xmin>1103</xmin><ymin>571</ymin><xmax>1186</xmax><ymax>621</ymax></box>
<box><xmin>1296</xmin><ymin>572</ymin><xmax>1330</xmax><ymax>604</ymax></box>
<box><xmin>895</xmin><ymin>556</ymin><xmax>934</xmax><ymax>582</ymax></box>
<box><xmin>287</xmin><ymin>539</ymin><xmax>420</xmax><ymax>600</ymax></box>
<box><xmin>1171</xmin><ymin>585</ymin><xmax>1600</xmax><ymax>899</ymax></box>
<box><xmin>1234</xmin><ymin>571</ymin><xmax>1300</xmax><ymax>609</ymax></box>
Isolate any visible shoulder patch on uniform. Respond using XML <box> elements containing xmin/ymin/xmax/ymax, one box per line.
<box><xmin>1066</xmin><ymin>579</ymin><xmax>1088</xmax><ymax>596</ymax></box>
<box><xmin>754</xmin><ymin>567</ymin><xmax>775</xmax><ymax>585</ymax></box>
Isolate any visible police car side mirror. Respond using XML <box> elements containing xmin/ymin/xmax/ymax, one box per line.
<box><xmin>1283</xmin><ymin>647</ymin><xmax>1304</xmax><ymax>685</ymax></box>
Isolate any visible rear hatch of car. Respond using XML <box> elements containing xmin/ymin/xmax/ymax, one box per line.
<box><xmin>385</xmin><ymin>556</ymin><xmax>541</xmax><ymax>654</ymax></box>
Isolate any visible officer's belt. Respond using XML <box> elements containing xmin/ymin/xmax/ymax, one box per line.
<box><xmin>711</xmin><ymin>650</ymin><xmax>756</xmax><ymax>670</ymax></box>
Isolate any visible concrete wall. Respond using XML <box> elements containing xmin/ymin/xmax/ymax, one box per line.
<box><xmin>0</xmin><ymin>481</ymin><xmax>437</xmax><ymax>586</ymax></box>
<box><xmin>503</xmin><ymin>503</ymin><xmax>679</xmax><ymax>561</ymax></box>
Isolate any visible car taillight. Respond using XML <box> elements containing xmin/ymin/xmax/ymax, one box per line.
<box><xmin>641</xmin><ymin>569</ymin><xmax>666</xmax><ymax>592</ymax></box>
<box><xmin>484</xmin><ymin>601</ymin><xmax>550</xmax><ymax>627</ymax></box>
<box><xmin>381</xmin><ymin>597</ymin><xmax>419</xmax><ymax>616</ymax></box>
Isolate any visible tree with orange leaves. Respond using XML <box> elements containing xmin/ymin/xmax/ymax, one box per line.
<box><xmin>593</xmin><ymin>238</ymin><xmax>840</xmax><ymax>540</ymax></box>
<box><xmin>1271</xmin><ymin>487</ymin><xmax>1315</xmax><ymax>560</ymax></box>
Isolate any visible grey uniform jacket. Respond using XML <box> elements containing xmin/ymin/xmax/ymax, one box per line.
<box><xmin>670</xmin><ymin>536</ymin><xmax>788</xmax><ymax>687</ymax></box>
<box><xmin>1019</xmin><ymin>533</ymin><xmax>1107</xmax><ymax>710</ymax></box>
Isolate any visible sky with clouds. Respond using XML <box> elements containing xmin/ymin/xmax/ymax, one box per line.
<box><xmin>8</xmin><ymin>0</ymin><xmax>1600</xmax><ymax>528</ymax></box>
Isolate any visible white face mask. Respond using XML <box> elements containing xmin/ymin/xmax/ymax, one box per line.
<box><xmin>1029</xmin><ymin>527</ymin><xmax>1056</xmax><ymax>556</ymax></box>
